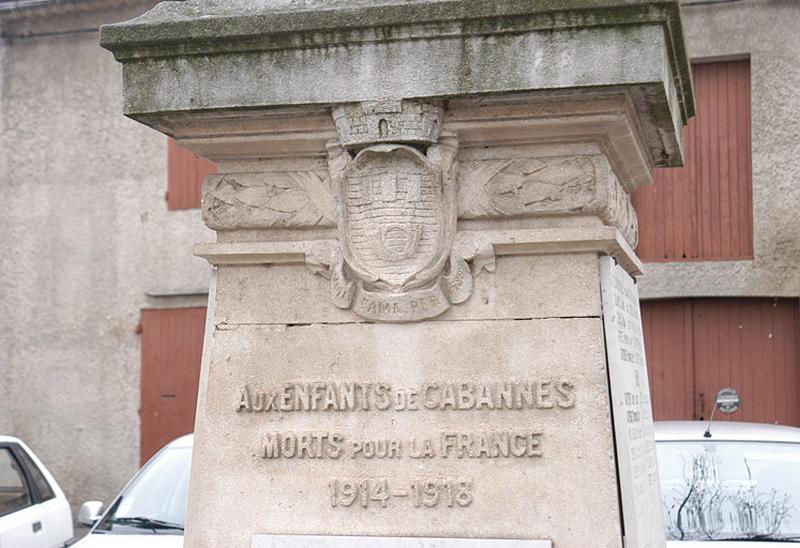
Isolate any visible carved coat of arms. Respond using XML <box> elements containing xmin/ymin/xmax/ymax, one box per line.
<box><xmin>313</xmin><ymin>100</ymin><xmax>494</xmax><ymax>322</ymax></box>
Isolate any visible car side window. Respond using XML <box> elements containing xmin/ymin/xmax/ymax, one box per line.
<box><xmin>0</xmin><ymin>447</ymin><xmax>32</xmax><ymax>517</ymax></box>
<box><xmin>16</xmin><ymin>448</ymin><xmax>55</xmax><ymax>502</ymax></box>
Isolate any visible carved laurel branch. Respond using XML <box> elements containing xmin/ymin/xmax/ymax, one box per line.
<box><xmin>458</xmin><ymin>156</ymin><xmax>597</xmax><ymax>218</ymax></box>
<box><xmin>202</xmin><ymin>171</ymin><xmax>336</xmax><ymax>230</ymax></box>
<box><xmin>458</xmin><ymin>154</ymin><xmax>638</xmax><ymax>246</ymax></box>
<box><xmin>442</xmin><ymin>232</ymin><xmax>496</xmax><ymax>304</ymax></box>
<box><xmin>304</xmin><ymin>241</ymin><xmax>356</xmax><ymax>309</ymax></box>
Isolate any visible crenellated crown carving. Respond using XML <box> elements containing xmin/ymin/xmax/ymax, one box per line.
<box><xmin>332</xmin><ymin>100</ymin><xmax>442</xmax><ymax>150</ymax></box>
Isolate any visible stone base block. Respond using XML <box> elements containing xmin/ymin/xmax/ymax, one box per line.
<box><xmin>185</xmin><ymin>317</ymin><xmax>622</xmax><ymax>548</ymax></box>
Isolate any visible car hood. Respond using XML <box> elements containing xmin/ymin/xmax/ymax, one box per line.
<box><xmin>72</xmin><ymin>533</ymin><xmax>184</xmax><ymax>547</ymax></box>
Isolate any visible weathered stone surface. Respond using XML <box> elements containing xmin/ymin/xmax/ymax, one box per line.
<box><xmin>333</xmin><ymin>100</ymin><xmax>443</xmax><ymax>149</ymax></box>
<box><xmin>186</xmin><ymin>318</ymin><xmax>621</xmax><ymax>548</ymax></box>
<box><xmin>213</xmin><ymin>253</ymin><xmax>601</xmax><ymax>326</ymax></box>
<box><xmin>202</xmin><ymin>170</ymin><xmax>335</xmax><ymax>230</ymax></box>
<box><xmin>459</xmin><ymin>155</ymin><xmax>598</xmax><ymax>218</ymax></box>
<box><xmin>600</xmin><ymin>257</ymin><xmax>665</xmax><ymax>548</ymax></box>
<box><xmin>100</xmin><ymin>0</ymin><xmax>693</xmax><ymax>169</ymax></box>
<box><xmin>323</xmin><ymin>131</ymin><xmax>485</xmax><ymax>322</ymax></box>
<box><xmin>252</xmin><ymin>535</ymin><xmax>552</xmax><ymax>547</ymax></box>
<box><xmin>458</xmin><ymin>149</ymin><xmax>638</xmax><ymax>247</ymax></box>
<box><xmin>101</xmin><ymin>1</ymin><xmax>690</xmax><ymax>546</ymax></box>
<box><xmin>202</xmin><ymin>141</ymin><xmax>638</xmax><ymax>247</ymax></box>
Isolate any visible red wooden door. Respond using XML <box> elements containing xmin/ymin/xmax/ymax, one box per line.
<box><xmin>642</xmin><ymin>298</ymin><xmax>800</xmax><ymax>425</ymax></box>
<box><xmin>140</xmin><ymin>307</ymin><xmax>207</xmax><ymax>464</ymax></box>
<box><xmin>693</xmin><ymin>299</ymin><xmax>800</xmax><ymax>424</ymax></box>
<box><xmin>642</xmin><ymin>300</ymin><xmax>695</xmax><ymax>421</ymax></box>
<box><xmin>167</xmin><ymin>139</ymin><xmax>217</xmax><ymax>210</ymax></box>
<box><xmin>633</xmin><ymin>59</ymin><xmax>753</xmax><ymax>262</ymax></box>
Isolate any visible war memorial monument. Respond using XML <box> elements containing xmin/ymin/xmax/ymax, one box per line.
<box><xmin>101</xmin><ymin>1</ymin><xmax>694</xmax><ymax>546</ymax></box>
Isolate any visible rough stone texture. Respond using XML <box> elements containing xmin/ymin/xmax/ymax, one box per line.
<box><xmin>177</xmin><ymin>95</ymin><xmax>660</xmax><ymax>545</ymax></box>
<box><xmin>637</xmin><ymin>0</ymin><xmax>800</xmax><ymax>299</ymax></box>
<box><xmin>186</xmin><ymin>315</ymin><xmax>622</xmax><ymax>548</ymax></box>
<box><xmin>99</xmin><ymin>0</ymin><xmax>693</xmax><ymax>170</ymax></box>
<box><xmin>600</xmin><ymin>257</ymin><xmax>664</xmax><ymax>548</ymax></box>
<box><xmin>200</xmin><ymin>126</ymin><xmax>641</xmax><ymax>248</ymax></box>
<box><xmin>0</xmin><ymin>4</ymin><xmax>212</xmax><ymax>514</ymax></box>
<box><xmin>252</xmin><ymin>536</ymin><xmax>552</xmax><ymax>548</ymax></box>
<box><xmin>90</xmin><ymin>1</ymin><xmax>691</xmax><ymax>545</ymax></box>
<box><xmin>203</xmin><ymin>168</ymin><xmax>336</xmax><ymax>230</ymax></box>
<box><xmin>213</xmin><ymin>254</ymin><xmax>601</xmax><ymax>326</ymax></box>
<box><xmin>457</xmin><ymin>146</ymin><xmax>639</xmax><ymax>247</ymax></box>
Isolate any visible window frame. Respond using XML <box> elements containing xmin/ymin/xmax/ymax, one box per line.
<box><xmin>0</xmin><ymin>442</ymin><xmax>54</xmax><ymax>512</ymax></box>
<box><xmin>14</xmin><ymin>445</ymin><xmax>56</xmax><ymax>503</ymax></box>
<box><xmin>0</xmin><ymin>443</ymin><xmax>35</xmax><ymax>517</ymax></box>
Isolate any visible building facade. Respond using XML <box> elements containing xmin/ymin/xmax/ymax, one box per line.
<box><xmin>636</xmin><ymin>0</ymin><xmax>800</xmax><ymax>425</ymax></box>
<box><xmin>0</xmin><ymin>0</ymin><xmax>212</xmax><ymax>512</ymax></box>
<box><xmin>1</xmin><ymin>0</ymin><xmax>797</xmax><ymax>513</ymax></box>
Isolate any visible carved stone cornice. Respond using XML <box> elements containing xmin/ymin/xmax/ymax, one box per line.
<box><xmin>194</xmin><ymin>226</ymin><xmax>643</xmax><ymax>277</ymax></box>
<box><xmin>100</xmin><ymin>0</ymin><xmax>693</xmax><ymax>170</ymax></box>
<box><xmin>195</xmin><ymin>98</ymin><xmax>646</xmax><ymax>321</ymax></box>
<box><xmin>101</xmin><ymin>0</ymin><xmax>692</xmax><ymax>322</ymax></box>
<box><xmin>197</xmin><ymin>94</ymin><xmax>646</xmax><ymax>250</ymax></box>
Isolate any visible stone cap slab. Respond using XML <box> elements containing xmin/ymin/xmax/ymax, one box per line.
<box><xmin>100</xmin><ymin>0</ymin><xmax>694</xmax><ymax>168</ymax></box>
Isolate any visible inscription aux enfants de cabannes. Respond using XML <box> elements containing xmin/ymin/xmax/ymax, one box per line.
<box><xmin>236</xmin><ymin>380</ymin><xmax>576</xmax><ymax>461</ymax></box>
<box><xmin>237</xmin><ymin>380</ymin><xmax>575</xmax><ymax>414</ymax></box>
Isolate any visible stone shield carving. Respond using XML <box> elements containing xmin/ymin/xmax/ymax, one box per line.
<box><xmin>339</xmin><ymin>144</ymin><xmax>453</xmax><ymax>293</ymax></box>
<box><xmin>316</xmin><ymin>102</ymin><xmax>494</xmax><ymax>322</ymax></box>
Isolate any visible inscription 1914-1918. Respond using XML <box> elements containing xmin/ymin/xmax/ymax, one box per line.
<box><xmin>328</xmin><ymin>478</ymin><xmax>474</xmax><ymax>509</ymax></box>
<box><xmin>235</xmin><ymin>378</ymin><xmax>578</xmax><ymax>511</ymax></box>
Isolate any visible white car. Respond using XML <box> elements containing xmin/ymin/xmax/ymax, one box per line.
<box><xmin>69</xmin><ymin>424</ymin><xmax>800</xmax><ymax>547</ymax></box>
<box><xmin>0</xmin><ymin>435</ymin><xmax>73</xmax><ymax>548</ymax></box>
<box><xmin>72</xmin><ymin>434</ymin><xmax>191</xmax><ymax>547</ymax></box>
<box><xmin>656</xmin><ymin>421</ymin><xmax>800</xmax><ymax>546</ymax></box>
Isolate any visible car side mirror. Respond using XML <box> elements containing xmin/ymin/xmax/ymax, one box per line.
<box><xmin>78</xmin><ymin>500</ymin><xmax>104</xmax><ymax>527</ymax></box>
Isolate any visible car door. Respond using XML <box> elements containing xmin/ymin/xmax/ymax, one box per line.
<box><xmin>14</xmin><ymin>444</ymin><xmax>73</xmax><ymax>548</ymax></box>
<box><xmin>0</xmin><ymin>445</ymin><xmax>41</xmax><ymax>548</ymax></box>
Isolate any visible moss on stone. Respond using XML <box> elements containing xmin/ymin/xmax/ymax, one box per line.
<box><xmin>100</xmin><ymin>0</ymin><xmax>693</xmax><ymax>123</ymax></box>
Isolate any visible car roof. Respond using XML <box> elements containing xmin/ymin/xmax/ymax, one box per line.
<box><xmin>165</xmin><ymin>433</ymin><xmax>194</xmax><ymax>449</ymax></box>
<box><xmin>0</xmin><ymin>435</ymin><xmax>22</xmax><ymax>444</ymax></box>
<box><xmin>654</xmin><ymin>421</ymin><xmax>800</xmax><ymax>443</ymax></box>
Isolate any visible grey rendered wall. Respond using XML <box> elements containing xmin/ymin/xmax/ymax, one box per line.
<box><xmin>637</xmin><ymin>0</ymin><xmax>800</xmax><ymax>299</ymax></box>
<box><xmin>0</xmin><ymin>6</ymin><xmax>212</xmax><ymax>512</ymax></box>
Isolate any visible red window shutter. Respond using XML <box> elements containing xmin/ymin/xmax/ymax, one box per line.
<box><xmin>633</xmin><ymin>60</ymin><xmax>753</xmax><ymax>261</ymax></box>
<box><xmin>167</xmin><ymin>138</ymin><xmax>217</xmax><ymax>210</ymax></box>
<box><xmin>140</xmin><ymin>307</ymin><xmax>207</xmax><ymax>464</ymax></box>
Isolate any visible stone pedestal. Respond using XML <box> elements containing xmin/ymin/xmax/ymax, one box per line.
<box><xmin>101</xmin><ymin>2</ymin><xmax>693</xmax><ymax>547</ymax></box>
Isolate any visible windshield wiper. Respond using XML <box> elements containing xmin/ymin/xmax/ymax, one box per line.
<box><xmin>107</xmin><ymin>516</ymin><xmax>184</xmax><ymax>533</ymax></box>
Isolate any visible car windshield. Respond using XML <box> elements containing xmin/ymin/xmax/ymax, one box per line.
<box><xmin>95</xmin><ymin>445</ymin><xmax>191</xmax><ymax>535</ymax></box>
<box><xmin>657</xmin><ymin>440</ymin><xmax>800</xmax><ymax>542</ymax></box>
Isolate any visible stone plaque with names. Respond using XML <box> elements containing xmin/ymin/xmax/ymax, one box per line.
<box><xmin>600</xmin><ymin>256</ymin><xmax>666</xmax><ymax>548</ymax></box>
